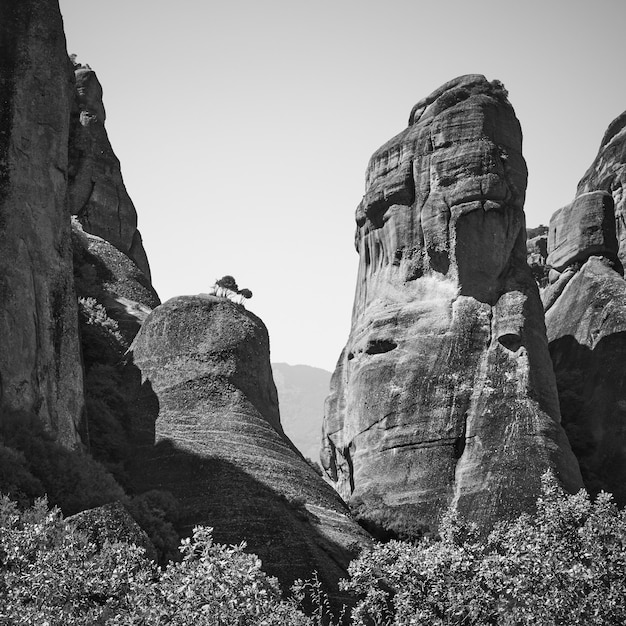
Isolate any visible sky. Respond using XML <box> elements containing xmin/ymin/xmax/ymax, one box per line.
<box><xmin>59</xmin><ymin>0</ymin><xmax>626</xmax><ymax>371</ymax></box>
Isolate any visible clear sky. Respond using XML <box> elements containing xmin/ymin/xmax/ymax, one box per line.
<box><xmin>59</xmin><ymin>0</ymin><xmax>626</xmax><ymax>371</ymax></box>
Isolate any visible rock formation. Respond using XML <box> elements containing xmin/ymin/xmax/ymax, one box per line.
<box><xmin>544</xmin><ymin>111</ymin><xmax>626</xmax><ymax>503</ymax></box>
<box><xmin>68</xmin><ymin>64</ymin><xmax>151</xmax><ymax>279</ymax></box>
<box><xmin>322</xmin><ymin>75</ymin><xmax>583</xmax><ymax>537</ymax></box>
<box><xmin>126</xmin><ymin>296</ymin><xmax>370</xmax><ymax>593</ymax></box>
<box><xmin>72</xmin><ymin>219</ymin><xmax>160</xmax><ymax>342</ymax></box>
<box><xmin>0</xmin><ymin>0</ymin><xmax>84</xmax><ymax>445</ymax></box>
<box><xmin>577</xmin><ymin>111</ymin><xmax>626</xmax><ymax>267</ymax></box>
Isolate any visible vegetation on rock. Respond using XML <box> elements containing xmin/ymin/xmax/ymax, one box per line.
<box><xmin>2</xmin><ymin>472</ymin><xmax>626</xmax><ymax>625</ymax></box>
<box><xmin>213</xmin><ymin>275</ymin><xmax>253</xmax><ymax>303</ymax></box>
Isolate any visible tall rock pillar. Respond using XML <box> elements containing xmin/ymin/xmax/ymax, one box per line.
<box><xmin>322</xmin><ymin>75</ymin><xmax>582</xmax><ymax>537</ymax></box>
<box><xmin>0</xmin><ymin>0</ymin><xmax>84</xmax><ymax>445</ymax></box>
<box><xmin>544</xmin><ymin>111</ymin><xmax>626</xmax><ymax>504</ymax></box>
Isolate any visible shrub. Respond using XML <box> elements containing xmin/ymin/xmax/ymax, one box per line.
<box><xmin>78</xmin><ymin>297</ymin><xmax>126</xmax><ymax>367</ymax></box>
<box><xmin>111</xmin><ymin>526</ymin><xmax>314</xmax><ymax>625</ymax></box>
<box><xmin>0</xmin><ymin>497</ymin><xmax>316</xmax><ymax>625</ymax></box>
<box><xmin>342</xmin><ymin>472</ymin><xmax>626</xmax><ymax>625</ymax></box>
<box><xmin>0</xmin><ymin>495</ymin><xmax>151</xmax><ymax>625</ymax></box>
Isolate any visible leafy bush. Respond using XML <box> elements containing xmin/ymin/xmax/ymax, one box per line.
<box><xmin>126</xmin><ymin>490</ymin><xmax>181</xmax><ymax>566</ymax></box>
<box><xmin>0</xmin><ymin>496</ymin><xmax>315</xmax><ymax>625</ymax></box>
<box><xmin>0</xmin><ymin>495</ymin><xmax>151</xmax><ymax>625</ymax></box>
<box><xmin>78</xmin><ymin>297</ymin><xmax>126</xmax><ymax>367</ymax></box>
<box><xmin>111</xmin><ymin>526</ymin><xmax>313</xmax><ymax>625</ymax></box>
<box><xmin>343</xmin><ymin>472</ymin><xmax>626</xmax><ymax>625</ymax></box>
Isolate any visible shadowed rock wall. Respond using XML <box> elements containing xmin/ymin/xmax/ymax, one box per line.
<box><xmin>545</xmin><ymin>110</ymin><xmax>626</xmax><ymax>503</ymax></box>
<box><xmin>68</xmin><ymin>65</ymin><xmax>151</xmax><ymax>279</ymax></box>
<box><xmin>127</xmin><ymin>296</ymin><xmax>370</xmax><ymax>593</ymax></box>
<box><xmin>322</xmin><ymin>75</ymin><xmax>582</xmax><ymax>537</ymax></box>
<box><xmin>0</xmin><ymin>0</ymin><xmax>84</xmax><ymax>445</ymax></box>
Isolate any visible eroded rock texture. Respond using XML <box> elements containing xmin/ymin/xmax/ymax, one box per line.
<box><xmin>68</xmin><ymin>65</ymin><xmax>151</xmax><ymax>279</ymax></box>
<box><xmin>72</xmin><ymin>219</ymin><xmax>160</xmax><ymax>342</ymax></box>
<box><xmin>545</xmin><ymin>110</ymin><xmax>626</xmax><ymax>503</ymax></box>
<box><xmin>127</xmin><ymin>296</ymin><xmax>370</xmax><ymax>593</ymax></box>
<box><xmin>322</xmin><ymin>75</ymin><xmax>582</xmax><ymax>537</ymax></box>
<box><xmin>0</xmin><ymin>0</ymin><xmax>84</xmax><ymax>445</ymax></box>
<box><xmin>577</xmin><ymin>111</ymin><xmax>626</xmax><ymax>267</ymax></box>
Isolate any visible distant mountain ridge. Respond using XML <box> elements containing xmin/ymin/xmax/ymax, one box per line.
<box><xmin>271</xmin><ymin>363</ymin><xmax>332</xmax><ymax>463</ymax></box>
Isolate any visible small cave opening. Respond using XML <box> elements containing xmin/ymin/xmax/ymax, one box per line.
<box><xmin>365</xmin><ymin>339</ymin><xmax>397</xmax><ymax>355</ymax></box>
<box><xmin>498</xmin><ymin>333</ymin><xmax>522</xmax><ymax>352</ymax></box>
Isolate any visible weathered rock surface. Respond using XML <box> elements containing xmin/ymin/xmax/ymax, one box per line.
<box><xmin>544</xmin><ymin>110</ymin><xmax>626</xmax><ymax>503</ymax></box>
<box><xmin>322</xmin><ymin>75</ymin><xmax>582</xmax><ymax>537</ymax></box>
<box><xmin>0</xmin><ymin>0</ymin><xmax>84</xmax><ymax>445</ymax></box>
<box><xmin>72</xmin><ymin>219</ymin><xmax>160</xmax><ymax>342</ymax></box>
<box><xmin>577</xmin><ymin>111</ymin><xmax>626</xmax><ymax>267</ymax></box>
<box><xmin>67</xmin><ymin>501</ymin><xmax>157</xmax><ymax>561</ymax></box>
<box><xmin>547</xmin><ymin>191</ymin><xmax>618</xmax><ymax>272</ymax></box>
<box><xmin>68</xmin><ymin>65</ymin><xmax>151</xmax><ymax>279</ymax></box>
<box><xmin>127</xmin><ymin>296</ymin><xmax>370</xmax><ymax>592</ymax></box>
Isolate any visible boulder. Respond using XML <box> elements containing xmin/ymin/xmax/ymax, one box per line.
<box><xmin>67</xmin><ymin>501</ymin><xmax>157</xmax><ymax>561</ymax></box>
<box><xmin>546</xmin><ymin>191</ymin><xmax>618</xmax><ymax>272</ymax></box>
<box><xmin>0</xmin><ymin>0</ymin><xmax>84</xmax><ymax>445</ymax></box>
<box><xmin>68</xmin><ymin>65</ymin><xmax>151</xmax><ymax>279</ymax></box>
<box><xmin>322</xmin><ymin>75</ymin><xmax>582</xmax><ymax>537</ymax></box>
<box><xmin>126</xmin><ymin>296</ymin><xmax>370</xmax><ymax>594</ymax></box>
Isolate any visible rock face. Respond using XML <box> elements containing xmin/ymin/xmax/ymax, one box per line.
<box><xmin>577</xmin><ymin>111</ymin><xmax>626</xmax><ymax>267</ymax></box>
<box><xmin>0</xmin><ymin>0</ymin><xmax>84</xmax><ymax>445</ymax></box>
<box><xmin>127</xmin><ymin>296</ymin><xmax>370</xmax><ymax>592</ymax></box>
<box><xmin>72</xmin><ymin>219</ymin><xmax>160</xmax><ymax>342</ymax></box>
<box><xmin>68</xmin><ymin>65</ymin><xmax>151</xmax><ymax>279</ymax></box>
<box><xmin>547</xmin><ymin>191</ymin><xmax>618</xmax><ymax>272</ymax></box>
<box><xmin>544</xmin><ymin>110</ymin><xmax>626</xmax><ymax>503</ymax></box>
<box><xmin>322</xmin><ymin>75</ymin><xmax>583</xmax><ymax>537</ymax></box>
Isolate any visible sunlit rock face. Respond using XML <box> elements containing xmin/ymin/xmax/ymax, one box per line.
<box><xmin>68</xmin><ymin>66</ymin><xmax>151</xmax><ymax>279</ymax></box>
<box><xmin>577</xmin><ymin>111</ymin><xmax>626</xmax><ymax>267</ymax></box>
<box><xmin>322</xmin><ymin>75</ymin><xmax>582</xmax><ymax>537</ymax></box>
<box><xmin>128</xmin><ymin>296</ymin><xmax>371</xmax><ymax>594</ymax></box>
<box><xmin>0</xmin><ymin>0</ymin><xmax>84</xmax><ymax>445</ymax></box>
<box><xmin>544</xmin><ymin>110</ymin><xmax>626</xmax><ymax>504</ymax></box>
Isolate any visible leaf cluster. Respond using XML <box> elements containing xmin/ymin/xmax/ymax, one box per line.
<box><xmin>343</xmin><ymin>471</ymin><xmax>626</xmax><ymax>625</ymax></box>
<box><xmin>0</xmin><ymin>497</ymin><xmax>315</xmax><ymax>625</ymax></box>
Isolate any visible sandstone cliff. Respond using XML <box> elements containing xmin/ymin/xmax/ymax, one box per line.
<box><xmin>544</xmin><ymin>111</ymin><xmax>626</xmax><ymax>503</ymax></box>
<box><xmin>577</xmin><ymin>111</ymin><xmax>626</xmax><ymax>268</ymax></box>
<box><xmin>68</xmin><ymin>64</ymin><xmax>151</xmax><ymax>279</ymax></box>
<box><xmin>0</xmin><ymin>0</ymin><xmax>84</xmax><ymax>445</ymax></box>
<box><xmin>322</xmin><ymin>75</ymin><xmax>582</xmax><ymax>537</ymax></box>
<box><xmin>127</xmin><ymin>296</ymin><xmax>371</xmax><ymax>591</ymax></box>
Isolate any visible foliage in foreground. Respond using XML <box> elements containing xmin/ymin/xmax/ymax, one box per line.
<box><xmin>343</xmin><ymin>472</ymin><xmax>626</xmax><ymax>625</ymax></box>
<box><xmin>2</xmin><ymin>473</ymin><xmax>626</xmax><ymax>625</ymax></box>
<box><xmin>0</xmin><ymin>495</ymin><xmax>313</xmax><ymax>625</ymax></box>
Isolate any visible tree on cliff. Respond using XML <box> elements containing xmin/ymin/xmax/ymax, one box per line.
<box><xmin>212</xmin><ymin>276</ymin><xmax>253</xmax><ymax>304</ymax></box>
